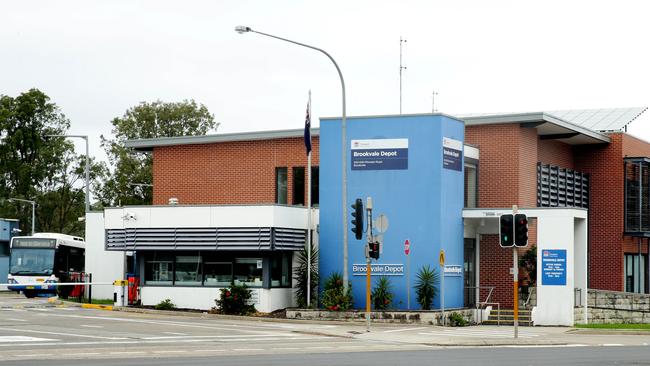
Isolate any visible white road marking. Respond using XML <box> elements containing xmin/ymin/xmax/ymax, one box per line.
<box><xmin>80</xmin><ymin>324</ymin><xmax>104</xmax><ymax>328</ymax></box>
<box><xmin>143</xmin><ymin>334</ymin><xmax>297</xmax><ymax>340</ymax></box>
<box><xmin>67</xmin><ymin>352</ymin><xmax>101</xmax><ymax>356</ymax></box>
<box><xmin>0</xmin><ymin>336</ymin><xmax>57</xmax><ymax>342</ymax></box>
<box><xmin>382</xmin><ymin>327</ymin><xmax>428</xmax><ymax>333</ymax></box>
<box><xmin>154</xmin><ymin>350</ymin><xmax>187</xmax><ymax>354</ymax></box>
<box><xmin>4</xmin><ymin>318</ymin><xmax>27</xmax><ymax>322</ymax></box>
<box><xmin>28</xmin><ymin>308</ymin><xmax>51</xmax><ymax>312</ymax></box>
<box><xmin>163</xmin><ymin>332</ymin><xmax>188</xmax><ymax>336</ymax></box>
<box><xmin>43</xmin><ymin>313</ymin><xmax>288</xmax><ymax>334</ymax></box>
<box><xmin>0</xmin><ymin>336</ymin><xmax>334</xmax><ymax>347</ymax></box>
<box><xmin>110</xmin><ymin>351</ymin><xmax>146</xmax><ymax>355</ymax></box>
<box><xmin>15</xmin><ymin>353</ymin><xmax>54</xmax><ymax>357</ymax></box>
<box><xmin>602</xmin><ymin>343</ymin><xmax>624</xmax><ymax>347</ymax></box>
<box><xmin>0</xmin><ymin>327</ymin><xmax>129</xmax><ymax>340</ymax></box>
<box><xmin>274</xmin><ymin>347</ymin><xmax>300</xmax><ymax>350</ymax></box>
<box><xmin>232</xmin><ymin>348</ymin><xmax>264</xmax><ymax>351</ymax></box>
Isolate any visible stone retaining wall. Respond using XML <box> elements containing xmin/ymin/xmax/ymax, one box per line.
<box><xmin>286</xmin><ymin>308</ymin><xmax>475</xmax><ymax>325</ymax></box>
<box><xmin>575</xmin><ymin>307</ymin><xmax>650</xmax><ymax>324</ymax></box>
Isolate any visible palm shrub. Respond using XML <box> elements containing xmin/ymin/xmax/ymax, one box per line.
<box><xmin>321</xmin><ymin>272</ymin><xmax>353</xmax><ymax>311</ymax></box>
<box><xmin>294</xmin><ymin>241</ymin><xmax>319</xmax><ymax>308</ymax></box>
<box><xmin>415</xmin><ymin>265</ymin><xmax>439</xmax><ymax>310</ymax></box>
<box><xmin>372</xmin><ymin>276</ymin><xmax>394</xmax><ymax>310</ymax></box>
<box><xmin>214</xmin><ymin>283</ymin><xmax>256</xmax><ymax>315</ymax></box>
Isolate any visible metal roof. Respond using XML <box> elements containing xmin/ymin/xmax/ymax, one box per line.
<box><xmin>545</xmin><ymin>108</ymin><xmax>647</xmax><ymax>132</ymax></box>
<box><xmin>125</xmin><ymin>128</ymin><xmax>321</xmax><ymax>151</ymax></box>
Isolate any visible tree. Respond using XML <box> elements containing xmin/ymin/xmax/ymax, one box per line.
<box><xmin>294</xmin><ymin>241</ymin><xmax>319</xmax><ymax>308</ymax></box>
<box><xmin>0</xmin><ymin>89</ymin><xmax>80</xmax><ymax>234</ymax></box>
<box><xmin>415</xmin><ymin>265</ymin><xmax>439</xmax><ymax>310</ymax></box>
<box><xmin>97</xmin><ymin>100</ymin><xmax>217</xmax><ymax>207</ymax></box>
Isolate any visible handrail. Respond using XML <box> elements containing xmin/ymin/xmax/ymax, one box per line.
<box><xmin>523</xmin><ymin>287</ymin><xmax>536</xmax><ymax>309</ymax></box>
<box><xmin>465</xmin><ymin>286</ymin><xmax>498</xmax><ymax>324</ymax></box>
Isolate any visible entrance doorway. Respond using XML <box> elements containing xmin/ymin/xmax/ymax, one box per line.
<box><xmin>464</xmin><ymin>238</ymin><xmax>476</xmax><ymax>307</ymax></box>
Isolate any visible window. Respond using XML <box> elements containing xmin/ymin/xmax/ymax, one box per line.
<box><xmin>271</xmin><ymin>253</ymin><xmax>291</xmax><ymax>287</ymax></box>
<box><xmin>537</xmin><ymin>163</ymin><xmax>589</xmax><ymax>208</ymax></box>
<box><xmin>145</xmin><ymin>252</ymin><xmax>173</xmax><ymax>285</ymax></box>
<box><xmin>624</xmin><ymin>159</ymin><xmax>650</xmax><ymax>233</ymax></box>
<box><xmin>174</xmin><ymin>254</ymin><xmax>202</xmax><ymax>286</ymax></box>
<box><xmin>625</xmin><ymin>253</ymin><xmax>647</xmax><ymax>294</ymax></box>
<box><xmin>276</xmin><ymin>168</ymin><xmax>288</xmax><ymax>204</ymax></box>
<box><xmin>293</xmin><ymin>167</ymin><xmax>305</xmax><ymax>206</ymax></box>
<box><xmin>311</xmin><ymin>167</ymin><xmax>319</xmax><ymax>206</ymax></box>
<box><xmin>464</xmin><ymin>163</ymin><xmax>477</xmax><ymax>208</ymax></box>
<box><xmin>204</xmin><ymin>261</ymin><xmax>232</xmax><ymax>287</ymax></box>
<box><xmin>234</xmin><ymin>258</ymin><xmax>263</xmax><ymax>287</ymax></box>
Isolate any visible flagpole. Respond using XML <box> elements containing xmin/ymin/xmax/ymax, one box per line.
<box><xmin>306</xmin><ymin>90</ymin><xmax>313</xmax><ymax>308</ymax></box>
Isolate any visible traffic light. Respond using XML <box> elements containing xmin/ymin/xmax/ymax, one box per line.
<box><xmin>350</xmin><ymin>198</ymin><xmax>364</xmax><ymax>240</ymax></box>
<box><xmin>499</xmin><ymin>214</ymin><xmax>514</xmax><ymax>247</ymax></box>
<box><xmin>514</xmin><ymin>214</ymin><xmax>528</xmax><ymax>247</ymax></box>
<box><xmin>369</xmin><ymin>241</ymin><xmax>380</xmax><ymax>260</ymax></box>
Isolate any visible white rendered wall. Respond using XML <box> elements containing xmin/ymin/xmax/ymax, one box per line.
<box><xmin>535</xmin><ymin>215</ymin><xmax>575</xmax><ymax>326</ymax></box>
<box><xmin>141</xmin><ymin>286</ymin><xmax>292</xmax><ymax>313</ymax></box>
<box><xmin>85</xmin><ymin>212</ymin><xmax>125</xmax><ymax>300</ymax></box>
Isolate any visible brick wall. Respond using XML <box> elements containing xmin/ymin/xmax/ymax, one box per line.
<box><xmin>538</xmin><ymin>139</ymin><xmax>575</xmax><ymax>169</ymax></box>
<box><xmin>152</xmin><ymin>137</ymin><xmax>320</xmax><ymax>205</ymax></box>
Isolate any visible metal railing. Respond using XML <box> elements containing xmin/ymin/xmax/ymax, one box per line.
<box><xmin>523</xmin><ymin>286</ymin><xmax>536</xmax><ymax>309</ymax></box>
<box><xmin>465</xmin><ymin>286</ymin><xmax>500</xmax><ymax>325</ymax></box>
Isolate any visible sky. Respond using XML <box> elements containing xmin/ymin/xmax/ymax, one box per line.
<box><xmin>1</xmin><ymin>0</ymin><xmax>649</xmax><ymax>161</ymax></box>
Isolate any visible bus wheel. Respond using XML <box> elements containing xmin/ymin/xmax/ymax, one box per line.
<box><xmin>24</xmin><ymin>291</ymin><xmax>36</xmax><ymax>298</ymax></box>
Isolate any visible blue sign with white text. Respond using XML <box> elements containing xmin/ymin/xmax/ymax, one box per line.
<box><xmin>442</xmin><ymin>137</ymin><xmax>463</xmax><ymax>171</ymax></box>
<box><xmin>351</xmin><ymin>139</ymin><xmax>408</xmax><ymax>170</ymax></box>
<box><xmin>541</xmin><ymin>249</ymin><xmax>567</xmax><ymax>286</ymax></box>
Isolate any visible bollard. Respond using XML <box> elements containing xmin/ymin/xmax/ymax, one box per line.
<box><xmin>113</xmin><ymin>280</ymin><xmax>128</xmax><ymax>307</ymax></box>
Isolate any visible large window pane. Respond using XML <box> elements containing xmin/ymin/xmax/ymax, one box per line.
<box><xmin>175</xmin><ymin>254</ymin><xmax>202</xmax><ymax>286</ymax></box>
<box><xmin>145</xmin><ymin>252</ymin><xmax>173</xmax><ymax>285</ymax></box>
<box><xmin>271</xmin><ymin>254</ymin><xmax>291</xmax><ymax>287</ymax></box>
<box><xmin>204</xmin><ymin>262</ymin><xmax>233</xmax><ymax>287</ymax></box>
<box><xmin>276</xmin><ymin>168</ymin><xmax>288</xmax><ymax>204</ymax></box>
<box><xmin>234</xmin><ymin>258</ymin><xmax>263</xmax><ymax>287</ymax></box>
<box><xmin>292</xmin><ymin>167</ymin><xmax>305</xmax><ymax>206</ymax></box>
<box><xmin>464</xmin><ymin>163</ymin><xmax>477</xmax><ymax>208</ymax></box>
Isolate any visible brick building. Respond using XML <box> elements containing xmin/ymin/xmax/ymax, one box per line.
<box><xmin>97</xmin><ymin>107</ymin><xmax>648</xmax><ymax>314</ymax></box>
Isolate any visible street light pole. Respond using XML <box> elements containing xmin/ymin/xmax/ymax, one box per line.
<box><xmin>8</xmin><ymin>198</ymin><xmax>36</xmax><ymax>235</ymax></box>
<box><xmin>235</xmin><ymin>26</ymin><xmax>350</xmax><ymax>291</ymax></box>
<box><xmin>47</xmin><ymin>135</ymin><xmax>90</xmax><ymax>213</ymax></box>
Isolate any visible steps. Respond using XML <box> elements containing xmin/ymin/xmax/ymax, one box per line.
<box><xmin>482</xmin><ymin>309</ymin><xmax>533</xmax><ymax>326</ymax></box>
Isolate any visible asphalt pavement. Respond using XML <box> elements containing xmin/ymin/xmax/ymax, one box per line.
<box><xmin>1</xmin><ymin>292</ymin><xmax>650</xmax><ymax>365</ymax></box>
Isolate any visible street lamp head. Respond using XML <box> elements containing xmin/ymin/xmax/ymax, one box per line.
<box><xmin>235</xmin><ymin>25</ymin><xmax>252</xmax><ymax>34</ymax></box>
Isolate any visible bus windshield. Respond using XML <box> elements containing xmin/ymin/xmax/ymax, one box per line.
<box><xmin>10</xmin><ymin>248</ymin><xmax>55</xmax><ymax>276</ymax></box>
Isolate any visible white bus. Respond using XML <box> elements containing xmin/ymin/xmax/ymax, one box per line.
<box><xmin>7</xmin><ymin>233</ymin><xmax>85</xmax><ymax>298</ymax></box>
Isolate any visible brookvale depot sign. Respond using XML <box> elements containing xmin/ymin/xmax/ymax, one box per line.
<box><xmin>350</xmin><ymin>138</ymin><xmax>408</xmax><ymax>170</ymax></box>
<box><xmin>352</xmin><ymin>263</ymin><xmax>404</xmax><ymax>276</ymax></box>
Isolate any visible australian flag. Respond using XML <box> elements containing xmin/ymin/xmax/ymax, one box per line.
<box><xmin>304</xmin><ymin>100</ymin><xmax>312</xmax><ymax>154</ymax></box>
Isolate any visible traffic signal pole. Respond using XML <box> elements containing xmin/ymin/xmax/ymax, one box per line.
<box><xmin>365</xmin><ymin>197</ymin><xmax>373</xmax><ymax>332</ymax></box>
<box><xmin>512</xmin><ymin>205</ymin><xmax>519</xmax><ymax>339</ymax></box>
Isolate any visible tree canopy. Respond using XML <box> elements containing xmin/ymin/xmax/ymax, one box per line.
<box><xmin>0</xmin><ymin>89</ymin><xmax>96</xmax><ymax>235</ymax></box>
<box><xmin>97</xmin><ymin>100</ymin><xmax>217</xmax><ymax>207</ymax></box>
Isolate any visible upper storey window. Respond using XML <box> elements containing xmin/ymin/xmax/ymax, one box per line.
<box><xmin>624</xmin><ymin>158</ymin><xmax>650</xmax><ymax>234</ymax></box>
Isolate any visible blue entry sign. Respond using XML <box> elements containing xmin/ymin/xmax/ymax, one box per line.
<box><xmin>442</xmin><ymin>137</ymin><xmax>463</xmax><ymax>171</ymax></box>
<box><xmin>541</xmin><ymin>249</ymin><xmax>567</xmax><ymax>286</ymax></box>
<box><xmin>351</xmin><ymin>139</ymin><xmax>408</xmax><ymax>170</ymax></box>
<box><xmin>443</xmin><ymin>265</ymin><xmax>462</xmax><ymax>277</ymax></box>
<box><xmin>352</xmin><ymin>263</ymin><xmax>405</xmax><ymax>276</ymax></box>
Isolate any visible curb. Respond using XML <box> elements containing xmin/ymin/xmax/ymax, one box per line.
<box><xmin>47</xmin><ymin>297</ymin><xmax>113</xmax><ymax>311</ymax></box>
<box><xmin>568</xmin><ymin>328</ymin><xmax>650</xmax><ymax>336</ymax></box>
<box><xmin>81</xmin><ymin>304</ymin><xmax>114</xmax><ymax>311</ymax></box>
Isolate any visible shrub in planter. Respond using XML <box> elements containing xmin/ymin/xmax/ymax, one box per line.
<box><xmin>371</xmin><ymin>277</ymin><xmax>394</xmax><ymax>310</ymax></box>
<box><xmin>294</xmin><ymin>241</ymin><xmax>319</xmax><ymax>308</ymax></box>
<box><xmin>155</xmin><ymin>298</ymin><xmax>176</xmax><ymax>310</ymax></box>
<box><xmin>321</xmin><ymin>272</ymin><xmax>353</xmax><ymax>311</ymax></box>
<box><xmin>448</xmin><ymin>312</ymin><xmax>469</xmax><ymax>327</ymax></box>
<box><xmin>414</xmin><ymin>265</ymin><xmax>439</xmax><ymax>310</ymax></box>
<box><xmin>214</xmin><ymin>283</ymin><xmax>256</xmax><ymax>315</ymax></box>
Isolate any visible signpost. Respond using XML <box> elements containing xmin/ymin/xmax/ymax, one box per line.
<box><xmin>405</xmin><ymin>239</ymin><xmax>411</xmax><ymax>309</ymax></box>
<box><xmin>439</xmin><ymin>249</ymin><xmax>445</xmax><ymax>326</ymax></box>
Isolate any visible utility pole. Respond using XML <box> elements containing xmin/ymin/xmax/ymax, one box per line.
<box><xmin>399</xmin><ymin>37</ymin><xmax>407</xmax><ymax>114</ymax></box>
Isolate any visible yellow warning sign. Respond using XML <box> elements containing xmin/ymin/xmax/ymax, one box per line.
<box><xmin>439</xmin><ymin>250</ymin><xmax>445</xmax><ymax>267</ymax></box>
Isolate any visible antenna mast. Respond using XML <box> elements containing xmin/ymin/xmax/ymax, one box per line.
<box><xmin>400</xmin><ymin>37</ymin><xmax>407</xmax><ymax>114</ymax></box>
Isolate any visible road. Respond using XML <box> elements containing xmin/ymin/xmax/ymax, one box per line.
<box><xmin>1</xmin><ymin>293</ymin><xmax>650</xmax><ymax>365</ymax></box>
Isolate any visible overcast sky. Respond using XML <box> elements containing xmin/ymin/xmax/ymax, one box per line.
<box><xmin>1</xmin><ymin>0</ymin><xmax>649</xmax><ymax>161</ymax></box>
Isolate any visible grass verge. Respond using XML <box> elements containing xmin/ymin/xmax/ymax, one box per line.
<box><xmin>575</xmin><ymin>323</ymin><xmax>650</xmax><ymax>330</ymax></box>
